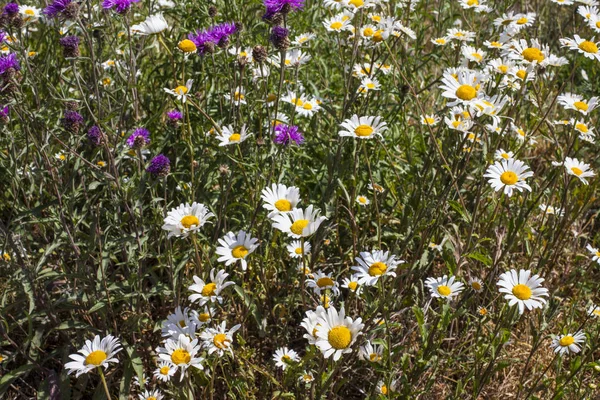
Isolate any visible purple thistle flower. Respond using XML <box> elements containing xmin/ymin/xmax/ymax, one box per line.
<box><xmin>146</xmin><ymin>154</ymin><xmax>170</xmax><ymax>177</ymax></box>
<box><xmin>0</xmin><ymin>105</ymin><xmax>9</xmax><ymax>123</ymax></box>
<box><xmin>43</xmin><ymin>0</ymin><xmax>75</xmax><ymax>18</ymax></box>
<box><xmin>61</xmin><ymin>110</ymin><xmax>84</xmax><ymax>133</ymax></box>
<box><xmin>0</xmin><ymin>31</ymin><xmax>7</xmax><ymax>43</ymax></box>
<box><xmin>3</xmin><ymin>2</ymin><xmax>18</xmax><ymax>15</ymax></box>
<box><xmin>264</xmin><ymin>0</ymin><xmax>304</xmax><ymax>14</ymax></box>
<box><xmin>59</xmin><ymin>35</ymin><xmax>80</xmax><ymax>57</ymax></box>
<box><xmin>167</xmin><ymin>109</ymin><xmax>183</xmax><ymax>121</ymax></box>
<box><xmin>0</xmin><ymin>53</ymin><xmax>20</xmax><ymax>76</ymax></box>
<box><xmin>189</xmin><ymin>22</ymin><xmax>237</xmax><ymax>55</ymax></box>
<box><xmin>270</xmin><ymin>26</ymin><xmax>289</xmax><ymax>50</ymax></box>
<box><xmin>273</xmin><ymin>124</ymin><xmax>304</xmax><ymax>146</ymax></box>
<box><xmin>102</xmin><ymin>0</ymin><xmax>140</xmax><ymax>14</ymax></box>
<box><xmin>87</xmin><ymin>125</ymin><xmax>103</xmax><ymax>146</ymax></box>
<box><xmin>126</xmin><ymin>127</ymin><xmax>150</xmax><ymax>149</ymax></box>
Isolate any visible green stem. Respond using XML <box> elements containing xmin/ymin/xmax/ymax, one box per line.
<box><xmin>98</xmin><ymin>367</ymin><xmax>111</xmax><ymax>400</ymax></box>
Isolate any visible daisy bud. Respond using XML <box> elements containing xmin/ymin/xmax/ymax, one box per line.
<box><xmin>59</xmin><ymin>35</ymin><xmax>80</xmax><ymax>58</ymax></box>
<box><xmin>146</xmin><ymin>154</ymin><xmax>171</xmax><ymax>177</ymax></box>
<box><xmin>252</xmin><ymin>45</ymin><xmax>267</xmax><ymax>63</ymax></box>
<box><xmin>208</xmin><ymin>5</ymin><xmax>217</xmax><ymax>18</ymax></box>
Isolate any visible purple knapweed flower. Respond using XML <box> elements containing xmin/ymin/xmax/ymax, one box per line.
<box><xmin>44</xmin><ymin>0</ymin><xmax>78</xmax><ymax>18</ymax></box>
<box><xmin>0</xmin><ymin>53</ymin><xmax>20</xmax><ymax>76</ymax></box>
<box><xmin>273</xmin><ymin>124</ymin><xmax>304</xmax><ymax>146</ymax></box>
<box><xmin>188</xmin><ymin>22</ymin><xmax>237</xmax><ymax>55</ymax></box>
<box><xmin>87</xmin><ymin>125</ymin><xmax>104</xmax><ymax>146</ymax></box>
<box><xmin>146</xmin><ymin>154</ymin><xmax>170</xmax><ymax>177</ymax></box>
<box><xmin>59</xmin><ymin>35</ymin><xmax>80</xmax><ymax>57</ymax></box>
<box><xmin>102</xmin><ymin>0</ymin><xmax>140</xmax><ymax>14</ymax></box>
<box><xmin>3</xmin><ymin>2</ymin><xmax>18</xmax><ymax>15</ymax></box>
<box><xmin>167</xmin><ymin>109</ymin><xmax>183</xmax><ymax>121</ymax></box>
<box><xmin>61</xmin><ymin>110</ymin><xmax>84</xmax><ymax>133</ymax></box>
<box><xmin>0</xmin><ymin>105</ymin><xmax>9</xmax><ymax>123</ymax></box>
<box><xmin>126</xmin><ymin>127</ymin><xmax>150</xmax><ymax>149</ymax></box>
<box><xmin>264</xmin><ymin>0</ymin><xmax>304</xmax><ymax>14</ymax></box>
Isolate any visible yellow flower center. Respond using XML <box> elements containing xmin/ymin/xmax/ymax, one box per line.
<box><xmin>290</xmin><ymin>219</ymin><xmax>309</xmax><ymax>235</ymax></box>
<box><xmin>596</xmin><ymin>21</ymin><xmax>600</xmax><ymax>28</ymax></box>
<box><xmin>424</xmin><ymin>117</ymin><xmax>436</xmax><ymax>125</ymax></box>
<box><xmin>328</xmin><ymin>326</ymin><xmax>352</xmax><ymax>349</ymax></box>
<box><xmin>593</xmin><ymin>309</ymin><xmax>600</xmax><ymax>316</ymax></box>
<box><xmin>59</xmin><ymin>154</ymin><xmax>66</xmax><ymax>160</ymax></box>
<box><xmin>363</xmin><ymin>27</ymin><xmax>374</xmax><ymax>37</ymax></box>
<box><xmin>522</xmin><ymin>48</ymin><xmax>544</xmax><ymax>63</ymax></box>
<box><xmin>579</xmin><ymin>41</ymin><xmax>598</xmax><ymax>54</ymax></box>
<box><xmin>148</xmin><ymin>397</ymin><xmax>157</xmax><ymax>400</ymax></box>
<box><xmin>368</xmin><ymin>262</ymin><xmax>388</xmax><ymax>276</ymax></box>
<box><xmin>358</xmin><ymin>196</ymin><xmax>368</xmax><ymax>203</ymax></box>
<box><xmin>303</xmin><ymin>374</ymin><xmax>313</xmax><ymax>381</ymax></box>
<box><xmin>180</xmin><ymin>215</ymin><xmax>199</xmax><ymax>229</ymax></box>
<box><xmin>85</xmin><ymin>350</ymin><xmax>107</xmax><ymax>366</ymax></box>
<box><xmin>201</xmin><ymin>282</ymin><xmax>217</xmax><ymax>297</ymax></box>
<box><xmin>348</xmin><ymin>0</ymin><xmax>364</xmax><ymax>7</ymax></box>
<box><xmin>479</xmin><ymin>308</ymin><xmax>488</xmax><ymax>315</ymax></box>
<box><xmin>467</xmin><ymin>0</ymin><xmax>478</xmax><ymax>5</ymax></box>
<box><xmin>292</xmin><ymin>98</ymin><xmax>304</xmax><ymax>106</ymax></box>
<box><xmin>294</xmin><ymin>247</ymin><xmax>303</xmax><ymax>255</ymax></box>
<box><xmin>573</xmin><ymin>101</ymin><xmax>588</xmax><ymax>111</ymax></box>
<box><xmin>178</xmin><ymin>319</ymin><xmax>186</xmax><ymax>327</ymax></box>
<box><xmin>213</xmin><ymin>333</ymin><xmax>229</xmax><ymax>349</ymax></box>
<box><xmin>455</xmin><ymin>84</ymin><xmax>477</xmax><ymax>101</ymax></box>
<box><xmin>471</xmin><ymin>281</ymin><xmax>481</xmax><ymax>290</ymax></box>
<box><xmin>596</xmin><ymin>252</ymin><xmax>600</xmax><ymax>258</ymax></box>
<box><xmin>302</xmin><ymin>103</ymin><xmax>313</xmax><ymax>110</ymax></box>
<box><xmin>512</xmin><ymin>284</ymin><xmax>532</xmax><ymax>300</ymax></box>
<box><xmin>381</xmin><ymin>385</ymin><xmax>388</xmax><ymax>395</ymax></box>
<box><xmin>266</xmin><ymin>93</ymin><xmax>277</xmax><ymax>102</ymax></box>
<box><xmin>471</xmin><ymin>53</ymin><xmax>483</xmax><ymax>61</ymax></box>
<box><xmin>498</xmin><ymin>65</ymin><xmax>508</xmax><ymax>74</ymax></box>
<box><xmin>2</xmin><ymin>253</ymin><xmax>10</xmax><ymax>261</ymax></box>
<box><xmin>232</xmin><ymin>245</ymin><xmax>249</xmax><ymax>259</ymax></box>
<box><xmin>575</xmin><ymin>123</ymin><xmax>588</xmax><ymax>133</ymax></box>
<box><xmin>171</xmin><ymin>349</ymin><xmax>191</xmax><ymax>365</ymax></box>
<box><xmin>282</xmin><ymin>355</ymin><xmax>291</xmax><ymax>361</ymax></box>
<box><xmin>490</xmin><ymin>41</ymin><xmax>501</xmax><ymax>47</ymax></box>
<box><xmin>354</xmin><ymin>124</ymin><xmax>374</xmax><ymax>137</ymax></box>
<box><xmin>501</xmin><ymin>153</ymin><xmax>510</xmax><ymax>159</ymax></box>
<box><xmin>516</xmin><ymin>17</ymin><xmax>528</xmax><ymax>25</ymax></box>
<box><xmin>234</xmin><ymin>92</ymin><xmax>245</xmax><ymax>101</ymax></box>
<box><xmin>500</xmin><ymin>171</ymin><xmax>518</xmax><ymax>185</ymax></box>
<box><xmin>199</xmin><ymin>312</ymin><xmax>210</xmax><ymax>322</ymax></box>
<box><xmin>348</xmin><ymin>281</ymin><xmax>358</xmax><ymax>291</ymax></box>
<box><xmin>559</xmin><ymin>335</ymin><xmax>575</xmax><ymax>347</ymax></box>
<box><xmin>174</xmin><ymin>86</ymin><xmax>188</xmax><ymax>95</ymax></box>
<box><xmin>571</xmin><ymin>167</ymin><xmax>583</xmax><ymax>176</ymax></box>
<box><xmin>229</xmin><ymin>133</ymin><xmax>241</xmax><ymax>142</ymax></box>
<box><xmin>317</xmin><ymin>277</ymin><xmax>334</xmax><ymax>288</ymax></box>
<box><xmin>435</xmin><ymin>38</ymin><xmax>446</xmax><ymax>44</ymax></box>
<box><xmin>274</xmin><ymin>199</ymin><xmax>292</xmax><ymax>211</ymax></box>
<box><xmin>160</xmin><ymin>366</ymin><xmax>170</xmax><ymax>375</ymax></box>
<box><xmin>516</xmin><ymin>69</ymin><xmax>527</xmax><ymax>80</ymax></box>
<box><xmin>437</xmin><ymin>285</ymin><xmax>451</xmax><ymax>296</ymax></box>
<box><xmin>178</xmin><ymin>39</ymin><xmax>197</xmax><ymax>53</ymax></box>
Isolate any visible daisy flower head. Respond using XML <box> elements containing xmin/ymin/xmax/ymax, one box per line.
<box><xmin>560</xmin><ymin>35</ymin><xmax>600</xmax><ymax>61</ymax></box>
<box><xmin>425</xmin><ymin>275</ymin><xmax>464</xmax><ymax>300</ymax></box>
<box><xmin>224</xmin><ymin>86</ymin><xmax>247</xmax><ymax>104</ymax></box>
<box><xmin>497</xmin><ymin>269</ymin><xmax>548</xmax><ymax>314</ymax></box>
<box><xmin>154</xmin><ymin>361</ymin><xmax>176</xmax><ymax>382</ymax></box>
<box><xmin>557</xmin><ymin>92</ymin><xmax>598</xmax><ymax>115</ymax></box>
<box><xmin>420</xmin><ymin>114</ymin><xmax>440</xmax><ymax>126</ymax></box>
<box><xmin>216</xmin><ymin>230</ymin><xmax>259</xmax><ymax>271</ymax></box>
<box><xmin>161</xmin><ymin>306</ymin><xmax>200</xmax><ymax>340</ymax></box>
<box><xmin>261</xmin><ymin>183</ymin><xmax>301</xmax><ymax>218</ymax></box>
<box><xmin>356</xmin><ymin>195</ymin><xmax>370</xmax><ymax>206</ymax></box>
<box><xmin>162</xmin><ymin>202</ymin><xmax>214</xmax><ymax>238</ymax></box>
<box><xmin>200</xmin><ymin>321</ymin><xmax>241</xmax><ymax>357</ymax></box>
<box><xmin>539</xmin><ymin>204</ymin><xmax>564</xmax><ymax>216</ymax></box>
<box><xmin>131</xmin><ymin>14</ymin><xmax>168</xmax><ymax>35</ymax></box>
<box><xmin>439</xmin><ymin>70</ymin><xmax>486</xmax><ymax>106</ymax></box>
<box><xmin>314</xmin><ymin>305</ymin><xmax>364</xmax><ymax>361</ymax></box>
<box><xmin>338</xmin><ymin>115</ymin><xmax>388</xmax><ymax>139</ymax></box>
<box><xmin>139</xmin><ymin>389</ymin><xmax>164</xmax><ymax>400</ymax></box>
<box><xmin>432</xmin><ymin>37</ymin><xmax>449</xmax><ymax>46</ymax></box>
<box><xmin>341</xmin><ymin>274</ymin><xmax>362</xmax><ymax>294</ymax></box>
<box><xmin>469</xmin><ymin>277</ymin><xmax>484</xmax><ymax>292</ymax></box>
<box><xmin>164</xmin><ymin>79</ymin><xmax>193</xmax><ymax>102</ymax></box>
<box><xmin>484</xmin><ymin>158</ymin><xmax>533</xmax><ymax>197</ymax></box>
<box><xmin>586</xmin><ymin>244</ymin><xmax>600</xmax><ymax>264</ymax></box>
<box><xmin>19</xmin><ymin>5</ymin><xmax>41</xmax><ymax>22</ymax></box>
<box><xmin>271</xmin><ymin>205</ymin><xmax>327</xmax><ymax>238</ymax></box>
<box><xmin>306</xmin><ymin>270</ymin><xmax>340</xmax><ymax>296</ymax></box>
<box><xmin>506</xmin><ymin>38</ymin><xmax>550</xmax><ymax>66</ymax></box>
<box><xmin>156</xmin><ymin>335</ymin><xmax>203</xmax><ymax>380</ymax></box>
<box><xmin>578</xmin><ymin>5</ymin><xmax>599</xmax><ymax>20</ymax></box>
<box><xmin>301</xmin><ymin>307</ymin><xmax>325</xmax><ymax>345</ymax></box>
<box><xmin>293</xmin><ymin>32</ymin><xmax>316</xmax><ymax>46</ymax></box>
<box><xmin>188</xmin><ymin>268</ymin><xmax>235</xmax><ymax>306</ymax></box>
<box><xmin>359</xmin><ymin>340</ymin><xmax>383</xmax><ymax>363</ymax></box>
<box><xmin>551</xmin><ymin>331</ymin><xmax>586</xmax><ymax>355</ymax></box>
<box><xmin>477</xmin><ymin>306</ymin><xmax>490</xmax><ymax>316</ymax></box>
<box><xmin>587</xmin><ymin>304</ymin><xmax>600</xmax><ymax>317</ymax></box>
<box><xmin>462</xmin><ymin>45</ymin><xmax>487</xmax><ymax>64</ymax></box>
<box><xmin>351</xmin><ymin>250</ymin><xmax>403</xmax><ymax>286</ymax></box>
<box><xmin>323</xmin><ymin>12</ymin><xmax>353</xmax><ymax>33</ymax></box>
<box><xmin>286</xmin><ymin>239</ymin><xmax>311</xmax><ymax>258</ymax></box>
<box><xmin>428</xmin><ymin>238</ymin><xmax>447</xmax><ymax>252</ymax></box>
<box><xmin>377</xmin><ymin>380</ymin><xmax>398</xmax><ymax>396</ymax></box>
<box><xmin>445</xmin><ymin>28</ymin><xmax>476</xmax><ymax>42</ymax></box>
<box><xmin>215</xmin><ymin>124</ymin><xmax>252</xmax><ymax>146</ymax></box>
<box><xmin>494</xmin><ymin>149</ymin><xmax>514</xmax><ymax>161</ymax></box>
<box><xmin>590</xmin><ymin>14</ymin><xmax>600</xmax><ymax>33</ymax></box>
<box><xmin>272</xmin><ymin>347</ymin><xmax>300</xmax><ymax>370</ymax></box>
<box><xmin>564</xmin><ymin>157</ymin><xmax>595</xmax><ymax>184</ymax></box>
<box><xmin>64</xmin><ymin>335</ymin><xmax>122</xmax><ymax>377</ymax></box>
<box><xmin>358</xmin><ymin>76</ymin><xmax>381</xmax><ymax>94</ymax></box>
<box><xmin>299</xmin><ymin>370</ymin><xmax>315</xmax><ymax>384</ymax></box>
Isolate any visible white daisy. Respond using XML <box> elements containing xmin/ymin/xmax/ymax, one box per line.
<box><xmin>341</xmin><ymin>274</ymin><xmax>362</xmax><ymax>294</ymax></box>
<box><xmin>19</xmin><ymin>5</ymin><xmax>41</xmax><ymax>22</ymax></box>
<box><xmin>301</xmin><ymin>307</ymin><xmax>325</xmax><ymax>345</ymax></box>
<box><xmin>188</xmin><ymin>269</ymin><xmax>235</xmax><ymax>306</ymax></box>
<box><xmin>139</xmin><ymin>389</ymin><xmax>164</xmax><ymax>400</ymax></box>
<box><xmin>286</xmin><ymin>239</ymin><xmax>311</xmax><ymax>259</ymax></box>
<box><xmin>162</xmin><ymin>202</ymin><xmax>214</xmax><ymax>239</ymax></box>
<box><xmin>560</xmin><ymin>35</ymin><xmax>600</xmax><ymax>61</ymax></box>
<box><xmin>539</xmin><ymin>204</ymin><xmax>565</xmax><ymax>216</ymax></box>
<box><xmin>564</xmin><ymin>157</ymin><xmax>595</xmax><ymax>184</ymax></box>
<box><xmin>587</xmin><ymin>304</ymin><xmax>600</xmax><ymax>317</ymax></box>
<box><xmin>425</xmin><ymin>275</ymin><xmax>464</xmax><ymax>300</ymax></box>
<box><xmin>261</xmin><ymin>183</ymin><xmax>301</xmax><ymax>218</ymax></box>
<box><xmin>586</xmin><ymin>244</ymin><xmax>600</xmax><ymax>264</ymax></box>
<box><xmin>64</xmin><ymin>335</ymin><xmax>122</xmax><ymax>377</ymax></box>
<box><xmin>292</xmin><ymin>32</ymin><xmax>316</xmax><ymax>46</ymax></box>
<box><xmin>484</xmin><ymin>159</ymin><xmax>533</xmax><ymax>197</ymax></box>
<box><xmin>551</xmin><ymin>331</ymin><xmax>586</xmax><ymax>355</ymax></box>
<box><xmin>215</xmin><ymin>231</ymin><xmax>259</xmax><ymax>271</ymax></box>
<box><xmin>306</xmin><ymin>270</ymin><xmax>340</xmax><ymax>296</ymax></box>
<box><xmin>272</xmin><ymin>347</ymin><xmax>300</xmax><ymax>370</ymax></box>
<box><xmin>161</xmin><ymin>306</ymin><xmax>200</xmax><ymax>340</ymax></box>
<box><xmin>420</xmin><ymin>114</ymin><xmax>440</xmax><ymax>126</ymax></box>
<box><xmin>359</xmin><ymin>340</ymin><xmax>383</xmax><ymax>363</ymax></box>
<box><xmin>156</xmin><ymin>335</ymin><xmax>203</xmax><ymax>380</ymax></box>
<box><xmin>439</xmin><ymin>70</ymin><xmax>486</xmax><ymax>106</ymax></box>
<box><xmin>356</xmin><ymin>195</ymin><xmax>370</xmax><ymax>206</ymax></box>
<box><xmin>557</xmin><ymin>92</ymin><xmax>599</xmax><ymax>115</ymax></box>
<box><xmin>131</xmin><ymin>14</ymin><xmax>169</xmax><ymax>35</ymax></box>
<box><xmin>215</xmin><ymin>124</ymin><xmax>252</xmax><ymax>146</ymax></box>
<box><xmin>351</xmin><ymin>250</ymin><xmax>403</xmax><ymax>286</ymax></box>
<box><xmin>497</xmin><ymin>269</ymin><xmax>549</xmax><ymax>314</ymax></box>
<box><xmin>200</xmin><ymin>321</ymin><xmax>241</xmax><ymax>357</ymax></box>
<box><xmin>164</xmin><ymin>79</ymin><xmax>193</xmax><ymax>103</ymax></box>
<box><xmin>338</xmin><ymin>115</ymin><xmax>388</xmax><ymax>139</ymax></box>
<box><xmin>299</xmin><ymin>370</ymin><xmax>315</xmax><ymax>384</ymax></box>
<box><xmin>468</xmin><ymin>277</ymin><xmax>484</xmax><ymax>292</ymax></box>
<box><xmin>224</xmin><ymin>86</ymin><xmax>247</xmax><ymax>105</ymax></box>
<box><xmin>271</xmin><ymin>205</ymin><xmax>327</xmax><ymax>238</ymax></box>
<box><xmin>494</xmin><ymin>149</ymin><xmax>514</xmax><ymax>161</ymax></box>
<box><xmin>314</xmin><ymin>306</ymin><xmax>364</xmax><ymax>361</ymax></box>
<box><xmin>153</xmin><ymin>361</ymin><xmax>176</xmax><ymax>382</ymax></box>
